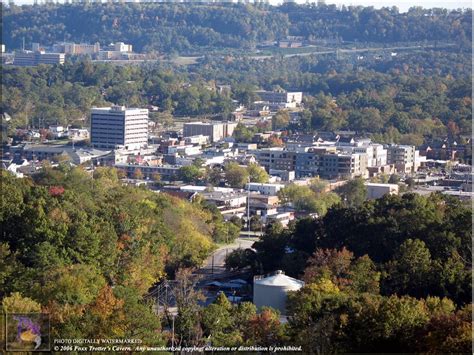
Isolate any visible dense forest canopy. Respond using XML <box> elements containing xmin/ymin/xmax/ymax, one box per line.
<box><xmin>0</xmin><ymin>166</ymin><xmax>231</xmax><ymax>340</ymax></box>
<box><xmin>2</xmin><ymin>3</ymin><xmax>471</xmax><ymax>53</ymax></box>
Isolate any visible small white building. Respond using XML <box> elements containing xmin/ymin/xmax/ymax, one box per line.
<box><xmin>253</xmin><ymin>270</ymin><xmax>304</xmax><ymax>314</ymax></box>
<box><xmin>246</xmin><ymin>182</ymin><xmax>285</xmax><ymax>196</ymax></box>
<box><xmin>185</xmin><ymin>135</ymin><xmax>209</xmax><ymax>146</ymax></box>
<box><xmin>365</xmin><ymin>183</ymin><xmax>399</xmax><ymax>200</ymax></box>
<box><xmin>48</xmin><ymin>125</ymin><xmax>66</xmax><ymax>138</ymax></box>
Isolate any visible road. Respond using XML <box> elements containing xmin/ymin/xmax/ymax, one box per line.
<box><xmin>250</xmin><ymin>43</ymin><xmax>455</xmax><ymax>60</ymax></box>
<box><xmin>203</xmin><ymin>237</ymin><xmax>256</xmax><ymax>271</ymax></box>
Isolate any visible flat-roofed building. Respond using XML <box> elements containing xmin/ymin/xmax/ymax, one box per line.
<box><xmin>366</xmin><ymin>183</ymin><xmax>399</xmax><ymax>199</ymax></box>
<box><xmin>255</xmin><ymin>90</ymin><xmax>303</xmax><ymax>104</ymax></box>
<box><xmin>90</xmin><ymin>106</ymin><xmax>148</xmax><ymax>150</ymax></box>
<box><xmin>13</xmin><ymin>51</ymin><xmax>65</xmax><ymax>66</ymax></box>
<box><xmin>386</xmin><ymin>145</ymin><xmax>419</xmax><ymax>173</ymax></box>
<box><xmin>251</xmin><ymin>148</ymin><xmax>297</xmax><ymax>171</ymax></box>
<box><xmin>183</xmin><ymin>121</ymin><xmax>237</xmax><ymax>143</ymax></box>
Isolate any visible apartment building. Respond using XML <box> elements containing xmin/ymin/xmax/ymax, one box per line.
<box><xmin>295</xmin><ymin>148</ymin><xmax>367</xmax><ymax>179</ymax></box>
<box><xmin>251</xmin><ymin>148</ymin><xmax>297</xmax><ymax>171</ymax></box>
<box><xmin>386</xmin><ymin>145</ymin><xmax>419</xmax><ymax>173</ymax></box>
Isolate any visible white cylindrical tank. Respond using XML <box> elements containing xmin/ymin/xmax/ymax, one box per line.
<box><xmin>253</xmin><ymin>270</ymin><xmax>304</xmax><ymax>315</ymax></box>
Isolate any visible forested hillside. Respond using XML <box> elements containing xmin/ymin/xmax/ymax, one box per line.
<box><xmin>0</xmin><ymin>167</ymin><xmax>223</xmax><ymax>340</ymax></box>
<box><xmin>224</xmin><ymin>192</ymin><xmax>472</xmax><ymax>352</ymax></box>
<box><xmin>2</xmin><ymin>3</ymin><xmax>471</xmax><ymax>53</ymax></box>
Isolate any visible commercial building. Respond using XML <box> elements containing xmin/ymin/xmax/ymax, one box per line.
<box><xmin>183</xmin><ymin>122</ymin><xmax>237</xmax><ymax>143</ymax></box>
<box><xmin>52</xmin><ymin>42</ymin><xmax>100</xmax><ymax>55</ymax></box>
<box><xmin>13</xmin><ymin>51</ymin><xmax>65</xmax><ymax>66</ymax></box>
<box><xmin>16</xmin><ymin>144</ymin><xmax>110</xmax><ymax>164</ymax></box>
<box><xmin>114</xmin><ymin>42</ymin><xmax>133</xmax><ymax>52</ymax></box>
<box><xmin>255</xmin><ymin>90</ymin><xmax>303</xmax><ymax>104</ymax></box>
<box><xmin>114</xmin><ymin>163</ymin><xmax>180</xmax><ymax>180</ymax></box>
<box><xmin>246</xmin><ymin>182</ymin><xmax>285</xmax><ymax>196</ymax></box>
<box><xmin>365</xmin><ymin>183</ymin><xmax>399</xmax><ymax>199</ymax></box>
<box><xmin>90</xmin><ymin>106</ymin><xmax>149</xmax><ymax>150</ymax></box>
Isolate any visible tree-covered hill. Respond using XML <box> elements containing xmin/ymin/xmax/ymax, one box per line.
<box><xmin>0</xmin><ymin>166</ymin><xmax>224</xmax><ymax>340</ymax></box>
<box><xmin>2</xmin><ymin>3</ymin><xmax>471</xmax><ymax>54</ymax></box>
<box><xmin>2</xmin><ymin>3</ymin><xmax>288</xmax><ymax>53</ymax></box>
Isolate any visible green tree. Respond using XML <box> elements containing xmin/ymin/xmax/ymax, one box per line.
<box><xmin>272</xmin><ymin>110</ymin><xmax>290</xmax><ymax>130</ymax></box>
<box><xmin>224</xmin><ymin>162</ymin><xmax>249</xmax><ymax>188</ymax></box>
<box><xmin>178</xmin><ymin>165</ymin><xmax>203</xmax><ymax>183</ymax></box>
<box><xmin>336</xmin><ymin>178</ymin><xmax>367</xmax><ymax>208</ymax></box>
<box><xmin>247</xmin><ymin>163</ymin><xmax>269</xmax><ymax>183</ymax></box>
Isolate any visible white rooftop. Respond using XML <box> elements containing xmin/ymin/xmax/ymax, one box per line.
<box><xmin>254</xmin><ymin>271</ymin><xmax>304</xmax><ymax>288</ymax></box>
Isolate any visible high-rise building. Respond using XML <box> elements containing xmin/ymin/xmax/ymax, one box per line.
<box><xmin>90</xmin><ymin>106</ymin><xmax>149</xmax><ymax>150</ymax></box>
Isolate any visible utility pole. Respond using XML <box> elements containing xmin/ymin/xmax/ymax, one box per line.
<box><xmin>211</xmin><ymin>255</ymin><xmax>214</xmax><ymax>275</ymax></box>
<box><xmin>171</xmin><ymin>315</ymin><xmax>175</xmax><ymax>348</ymax></box>
<box><xmin>247</xmin><ymin>176</ymin><xmax>251</xmax><ymax>237</ymax></box>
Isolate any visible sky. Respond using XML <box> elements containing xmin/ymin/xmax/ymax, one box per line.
<box><xmin>7</xmin><ymin>0</ymin><xmax>472</xmax><ymax>12</ymax></box>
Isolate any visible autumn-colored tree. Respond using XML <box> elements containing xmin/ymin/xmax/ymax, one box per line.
<box><xmin>244</xmin><ymin>308</ymin><xmax>286</xmax><ymax>347</ymax></box>
<box><xmin>133</xmin><ymin>168</ymin><xmax>144</xmax><ymax>180</ymax></box>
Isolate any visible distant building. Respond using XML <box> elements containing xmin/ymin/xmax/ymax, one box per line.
<box><xmin>114</xmin><ymin>42</ymin><xmax>133</xmax><ymax>53</ymax></box>
<box><xmin>386</xmin><ymin>145</ymin><xmax>420</xmax><ymax>173</ymax></box>
<box><xmin>90</xmin><ymin>106</ymin><xmax>148</xmax><ymax>150</ymax></box>
<box><xmin>68</xmin><ymin>128</ymin><xmax>90</xmax><ymax>140</ymax></box>
<box><xmin>183</xmin><ymin>122</ymin><xmax>237</xmax><ymax>143</ymax></box>
<box><xmin>115</xmin><ymin>163</ymin><xmax>180</xmax><ymax>180</ymax></box>
<box><xmin>295</xmin><ymin>148</ymin><xmax>366</xmax><ymax>179</ymax></box>
<box><xmin>365</xmin><ymin>183</ymin><xmax>399</xmax><ymax>200</ymax></box>
<box><xmin>246</xmin><ymin>182</ymin><xmax>285</xmax><ymax>196</ymax></box>
<box><xmin>55</xmin><ymin>42</ymin><xmax>100</xmax><ymax>55</ymax></box>
<box><xmin>48</xmin><ymin>125</ymin><xmax>66</xmax><ymax>139</ymax></box>
<box><xmin>251</xmin><ymin>148</ymin><xmax>297</xmax><ymax>171</ymax></box>
<box><xmin>16</xmin><ymin>144</ymin><xmax>110</xmax><ymax>164</ymax></box>
<box><xmin>13</xmin><ymin>51</ymin><xmax>65</xmax><ymax>66</ymax></box>
<box><xmin>254</xmin><ymin>90</ymin><xmax>303</xmax><ymax>105</ymax></box>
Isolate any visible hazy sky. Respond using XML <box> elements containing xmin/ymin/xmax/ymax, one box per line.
<box><xmin>7</xmin><ymin>0</ymin><xmax>472</xmax><ymax>12</ymax></box>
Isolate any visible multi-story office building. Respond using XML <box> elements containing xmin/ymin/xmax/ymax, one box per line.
<box><xmin>13</xmin><ymin>51</ymin><xmax>65</xmax><ymax>66</ymax></box>
<box><xmin>183</xmin><ymin>122</ymin><xmax>237</xmax><ymax>143</ymax></box>
<box><xmin>90</xmin><ymin>106</ymin><xmax>148</xmax><ymax>150</ymax></box>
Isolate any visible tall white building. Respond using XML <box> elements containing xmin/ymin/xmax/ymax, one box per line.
<box><xmin>90</xmin><ymin>106</ymin><xmax>148</xmax><ymax>150</ymax></box>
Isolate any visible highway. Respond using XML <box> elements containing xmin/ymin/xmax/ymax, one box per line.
<box><xmin>250</xmin><ymin>43</ymin><xmax>456</xmax><ymax>60</ymax></box>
